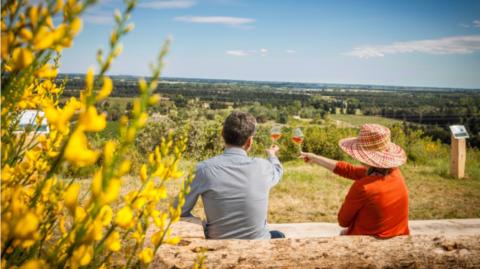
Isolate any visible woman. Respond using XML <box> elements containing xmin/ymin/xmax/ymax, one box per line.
<box><xmin>300</xmin><ymin>124</ymin><xmax>409</xmax><ymax>238</ymax></box>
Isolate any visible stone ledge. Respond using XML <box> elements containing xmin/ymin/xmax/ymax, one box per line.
<box><xmin>152</xmin><ymin>235</ymin><xmax>480</xmax><ymax>268</ymax></box>
<box><xmin>149</xmin><ymin>219</ymin><xmax>480</xmax><ymax>268</ymax></box>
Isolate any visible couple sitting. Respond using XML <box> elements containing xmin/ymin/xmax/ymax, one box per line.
<box><xmin>180</xmin><ymin>111</ymin><xmax>409</xmax><ymax>239</ymax></box>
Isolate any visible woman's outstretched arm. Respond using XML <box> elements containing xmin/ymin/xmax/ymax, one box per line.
<box><xmin>299</xmin><ymin>152</ymin><xmax>337</xmax><ymax>172</ymax></box>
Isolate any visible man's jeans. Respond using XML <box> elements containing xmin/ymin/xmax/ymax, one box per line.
<box><xmin>269</xmin><ymin>230</ymin><xmax>285</xmax><ymax>239</ymax></box>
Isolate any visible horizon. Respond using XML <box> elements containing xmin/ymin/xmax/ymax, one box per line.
<box><xmin>61</xmin><ymin>0</ymin><xmax>480</xmax><ymax>89</ymax></box>
<box><xmin>59</xmin><ymin>72</ymin><xmax>480</xmax><ymax>90</ymax></box>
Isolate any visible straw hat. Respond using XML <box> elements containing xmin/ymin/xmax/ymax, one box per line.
<box><xmin>339</xmin><ymin>124</ymin><xmax>407</xmax><ymax>168</ymax></box>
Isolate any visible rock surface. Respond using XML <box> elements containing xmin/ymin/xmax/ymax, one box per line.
<box><xmin>150</xmin><ymin>218</ymin><xmax>480</xmax><ymax>268</ymax></box>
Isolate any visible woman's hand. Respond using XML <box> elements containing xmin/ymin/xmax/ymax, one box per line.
<box><xmin>299</xmin><ymin>152</ymin><xmax>317</xmax><ymax>164</ymax></box>
<box><xmin>299</xmin><ymin>152</ymin><xmax>338</xmax><ymax>171</ymax></box>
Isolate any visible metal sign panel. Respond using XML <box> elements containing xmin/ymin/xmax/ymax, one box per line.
<box><xmin>449</xmin><ymin>125</ymin><xmax>469</xmax><ymax>139</ymax></box>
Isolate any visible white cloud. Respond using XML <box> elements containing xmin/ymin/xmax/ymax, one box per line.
<box><xmin>459</xmin><ymin>19</ymin><xmax>480</xmax><ymax>28</ymax></box>
<box><xmin>474</xmin><ymin>20</ymin><xmax>480</xmax><ymax>28</ymax></box>
<box><xmin>347</xmin><ymin>35</ymin><xmax>480</xmax><ymax>59</ymax></box>
<box><xmin>285</xmin><ymin>49</ymin><xmax>296</xmax><ymax>54</ymax></box>
<box><xmin>226</xmin><ymin>50</ymin><xmax>250</xmax><ymax>56</ymax></box>
<box><xmin>174</xmin><ymin>16</ymin><xmax>255</xmax><ymax>26</ymax></box>
<box><xmin>139</xmin><ymin>0</ymin><xmax>196</xmax><ymax>9</ymax></box>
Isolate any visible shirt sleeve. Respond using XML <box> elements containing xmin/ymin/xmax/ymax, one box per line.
<box><xmin>333</xmin><ymin>161</ymin><xmax>368</xmax><ymax>181</ymax></box>
<box><xmin>180</xmin><ymin>164</ymin><xmax>207</xmax><ymax>217</ymax></box>
<box><xmin>338</xmin><ymin>182</ymin><xmax>367</xmax><ymax>228</ymax></box>
<box><xmin>267</xmin><ymin>156</ymin><xmax>283</xmax><ymax>188</ymax></box>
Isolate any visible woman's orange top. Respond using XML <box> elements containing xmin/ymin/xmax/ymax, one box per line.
<box><xmin>333</xmin><ymin>161</ymin><xmax>410</xmax><ymax>238</ymax></box>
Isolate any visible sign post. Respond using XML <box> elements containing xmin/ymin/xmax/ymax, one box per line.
<box><xmin>449</xmin><ymin>125</ymin><xmax>469</xmax><ymax>179</ymax></box>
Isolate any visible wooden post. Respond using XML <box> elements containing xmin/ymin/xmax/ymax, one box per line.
<box><xmin>450</xmin><ymin>135</ymin><xmax>466</xmax><ymax>179</ymax></box>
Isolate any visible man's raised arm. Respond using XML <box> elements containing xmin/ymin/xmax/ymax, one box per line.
<box><xmin>266</xmin><ymin>145</ymin><xmax>283</xmax><ymax>187</ymax></box>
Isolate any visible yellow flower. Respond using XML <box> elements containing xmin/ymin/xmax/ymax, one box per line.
<box><xmin>11</xmin><ymin>47</ymin><xmax>34</xmax><ymax>70</ymax></box>
<box><xmin>118</xmin><ymin>160</ymin><xmax>131</xmax><ymax>176</ymax></box>
<box><xmin>110</xmin><ymin>31</ymin><xmax>117</xmax><ymax>46</ymax></box>
<box><xmin>132</xmin><ymin>197</ymin><xmax>147</xmax><ymax>210</ymax></box>
<box><xmin>19</xmin><ymin>28</ymin><xmax>33</xmax><ymax>41</ymax></box>
<box><xmin>79</xmin><ymin>106</ymin><xmax>106</xmax><ymax>132</ymax></box>
<box><xmin>63</xmin><ymin>183</ymin><xmax>80</xmax><ymax>213</ymax></box>
<box><xmin>98</xmin><ymin>205</ymin><xmax>113</xmax><ymax>226</ymax></box>
<box><xmin>53</xmin><ymin>0</ymin><xmax>63</xmax><ymax>13</ymax></box>
<box><xmin>96</xmin><ymin>76</ymin><xmax>112</xmax><ymax>101</ymax></box>
<box><xmin>132</xmin><ymin>227</ymin><xmax>144</xmax><ymax>243</ymax></box>
<box><xmin>150</xmin><ymin>230</ymin><xmax>163</xmax><ymax>246</ymax></box>
<box><xmin>105</xmin><ymin>231</ymin><xmax>121</xmax><ymax>252</ymax></box>
<box><xmin>138</xmin><ymin>112</ymin><xmax>148</xmax><ymax>127</ymax></box>
<box><xmin>140</xmin><ymin>164</ymin><xmax>148</xmax><ymax>182</ymax></box>
<box><xmin>103</xmin><ymin>140</ymin><xmax>115</xmax><ymax>164</ymax></box>
<box><xmin>138</xmin><ymin>79</ymin><xmax>148</xmax><ymax>92</ymax></box>
<box><xmin>28</xmin><ymin>6</ymin><xmax>39</xmax><ymax>27</ymax></box>
<box><xmin>1</xmin><ymin>33</ymin><xmax>12</xmax><ymax>60</ymax></box>
<box><xmin>102</xmin><ymin>178</ymin><xmax>121</xmax><ymax>204</ymax></box>
<box><xmin>115</xmin><ymin>206</ymin><xmax>134</xmax><ymax>229</ymax></box>
<box><xmin>19</xmin><ymin>259</ymin><xmax>47</xmax><ymax>269</ymax></box>
<box><xmin>44</xmin><ymin>98</ymin><xmax>79</xmax><ymax>133</ymax></box>
<box><xmin>148</xmin><ymin>94</ymin><xmax>161</xmax><ymax>105</ymax></box>
<box><xmin>1</xmin><ymin>165</ymin><xmax>14</xmax><ymax>182</ymax></box>
<box><xmin>59</xmin><ymin>217</ymin><xmax>67</xmax><ymax>235</ymax></box>
<box><xmin>13</xmin><ymin>212</ymin><xmax>39</xmax><ymax>239</ymax></box>
<box><xmin>71</xmin><ymin>244</ymin><xmax>93</xmax><ymax>266</ymax></box>
<box><xmin>91</xmin><ymin>170</ymin><xmax>102</xmax><ymax>197</ymax></box>
<box><xmin>70</xmin><ymin>17</ymin><xmax>82</xmax><ymax>36</ymax></box>
<box><xmin>64</xmin><ymin>129</ymin><xmax>99</xmax><ymax>167</ymax></box>
<box><xmin>153</xmin><ymin>212</ymin><xmax>168</xmax><ymax>228</ymax></box>
<box><xmin>35</xmin><ymin>64</ymin><xmax>58</xmax><ymax>78</ymax></box>
<box><xmin>85</xmin><ymin>68</ymin><xmax>94</xmax><ymax>93</ymax></box>
<box><xmin>83</xmin><ymin>220</ymin><xmax>103</xmax><ymax>243</ymax></box>
<box><xmin>165</xmin><ymin>236</ymin><xmax>181</xmax><ymax>245</ymax></box>
<box><xmin>74</xmin><ymin>206</ymin><xmax>87</xmax><ymax>222</ymax></box>
<box><xmin>33</xmin><ymin>26</ymin><xmax>55</xmax><ymax>50</ymax></box>
<box><xmin>138</xmin><ymin>248</ymin><xmax>154</xmax><ymax>264</ymax></box>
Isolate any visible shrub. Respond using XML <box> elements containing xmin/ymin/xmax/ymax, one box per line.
<box><xmin>1</xmin><ymin>1</ymin><xmax>191</xmax><ymax>267</ymax></box>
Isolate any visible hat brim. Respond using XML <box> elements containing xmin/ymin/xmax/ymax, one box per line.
<box><xmin>339</xmin><ymin>137</ymin><xmax>407</xmax><ymax>169</ymax></box>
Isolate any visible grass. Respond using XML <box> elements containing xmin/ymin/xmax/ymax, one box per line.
<box><xmin>328</xmin><ymin>114</ymin><xmax>403</xmax><ymax>127</ymax></box>
<box><xmin>266</xmin><ymin>160</ymin><xmax>480</xmax><ymax>223</ymax></box>
<box><xmin>76</xmin><ymin>157</ymin><xmax>480</xmax><ymax>224</ymax></box>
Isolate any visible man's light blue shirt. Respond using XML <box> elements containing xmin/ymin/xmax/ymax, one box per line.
<box><xmin>180</xmin><ymin>147</ymin><xmax>283</xmax><ymax>239</ymax></box>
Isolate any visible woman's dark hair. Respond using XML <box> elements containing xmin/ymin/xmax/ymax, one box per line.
<box><xmin>367</xmin><ymin>167</ymin><xmax>392</xmax><ymax>176</ymax></box>
<box><xmin>222</xmin><ymin>111</ymin><xmax>257</xmax><ymax>146</ymax></box>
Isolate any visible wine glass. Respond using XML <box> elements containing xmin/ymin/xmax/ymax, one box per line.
<box><xmin>270</xmin><ymin>126</ymin><xmax>282</xmax><ymax>144</ymax></box>
<box><xmin>292</xmin><ymin>127</ymin><xmax>304</xmax><ymax>152</ymax></box>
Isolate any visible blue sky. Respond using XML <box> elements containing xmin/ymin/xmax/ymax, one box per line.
<box><xmin>60</xmin><ymin>0</ymin><xmax>480</xmax><ymax>88</ymax></box>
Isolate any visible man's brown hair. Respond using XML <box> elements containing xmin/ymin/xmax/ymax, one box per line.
<box><xmin>222</xmin><ymin>111</ymin><xmax>257</xmax><ymax>146</ymax></box>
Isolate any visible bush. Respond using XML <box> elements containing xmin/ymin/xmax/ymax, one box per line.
<box><xmin>390</xmin><ymin>124</ymin><xmax>448</xmax><ymax>165</ymax></box>
<box><xmin>1</xmin><ymin>1</ymin><xmax>191</xmax><ymax>268</ymax></box>
<box><xmin>303</xmin><ymin>125</ymin><xmax>357</xmax><ymax>160</ymax></box>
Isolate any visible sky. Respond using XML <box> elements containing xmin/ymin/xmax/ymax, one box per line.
<box><xmin>60</xmin><ymin>0</ymin><xmax>480</xmax><ymax>89</ymax></box>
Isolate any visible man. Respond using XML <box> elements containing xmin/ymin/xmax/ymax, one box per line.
<box><xmin>180</xmin><ymin>111</ymin><xmax>284</xmax><ymax>239</ymax></box>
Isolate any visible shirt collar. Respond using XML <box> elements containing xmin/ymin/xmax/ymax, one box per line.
<box><xmin>223</xmin><ymin>147</ymin><xmax>248</xmax><ymax>156</ymax></box>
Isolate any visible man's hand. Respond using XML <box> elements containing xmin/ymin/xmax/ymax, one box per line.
<box><xmin>266</xmin><ymin>145</ymin><xmax>280</xmax><ymax>157</ymax></box>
